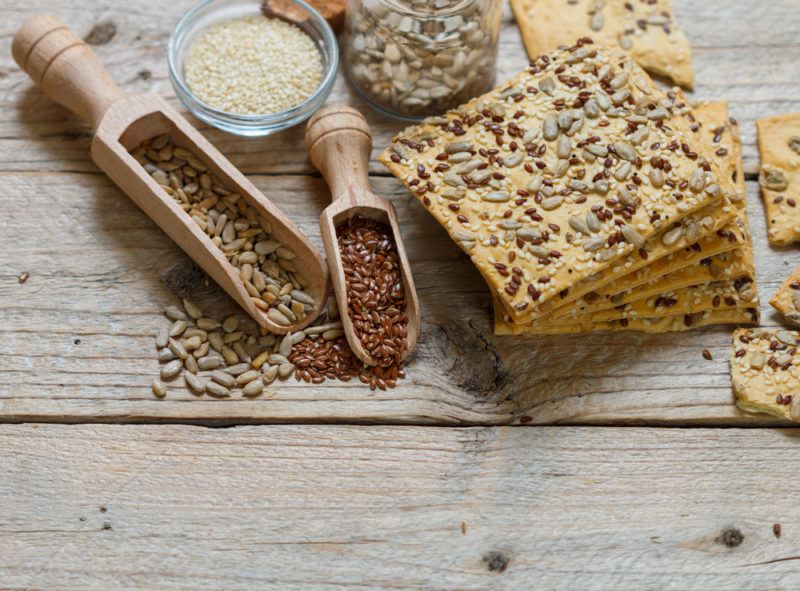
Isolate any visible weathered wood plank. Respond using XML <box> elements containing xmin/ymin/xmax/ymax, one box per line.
<box><xmin>1</xmin><ymin>424</ymin><xmax>799</xmax><ymax>590</ymax></box>
<box><xmin>0</xmin><ymin>171</ymin><xmax>791</xmax><ymax>425</ymax></box>
<box><xmin>1</xmin><ymin>0</ymin><xmax>799</xmax><ymax>175</ymax></box>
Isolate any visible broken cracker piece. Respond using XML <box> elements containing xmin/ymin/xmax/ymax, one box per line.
<box><xmin>731</xmin><ymin>328</ymin><xmax>800</xmax><ymax>421</ymax></box>
<box><xmin>756</xmin><ymin>112</ymin><xmax>800</xmax><ymax>246</ymax></box>
<box><xmin>510</xmin><ymin>0</ymin><xmax>693</xmax><ymax>88</ymax></box>
<box><xmin>770</xmin><ymin>267</ymin><xmax>800</xmax><ymax>327</ymax></box>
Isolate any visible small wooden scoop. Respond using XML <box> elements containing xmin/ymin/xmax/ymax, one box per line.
<box><xmin>12</xmin><ymin>14</ymin><xmax>328</xmax><ymax>334</ymax></box>
<box><xmin>305</xmin><ymin>104</ymin><xmax>419</xmax><ymax>366</ymax></box>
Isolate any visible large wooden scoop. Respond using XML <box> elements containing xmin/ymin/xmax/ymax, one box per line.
<box><xmin>305</xmin><ymin>104</ymin><xmax>419</xmax><ymax>366</ymax></box>
<box><xmin>12</xmin><ymin>14</ymin><xmax>328</xmax><ymax>334</ymax></box>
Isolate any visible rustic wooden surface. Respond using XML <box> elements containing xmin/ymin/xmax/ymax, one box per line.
<box><xmin>2</xmin><ymin>0</ymin><xmax>800</xmax><ymax>587</ymax></box>
<box><xmin>3</xmin><ymin>424</ymin><xmax>800</xmax><ymax>590</ymax></box>
<box><xmin>1</xmin><ymin>0</ymin><xmax>800</xmax><ymax>426</ymax></box>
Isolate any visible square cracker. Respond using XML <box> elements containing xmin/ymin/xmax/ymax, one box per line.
<box><xmin>731</xmin><ymin>328</ymin><xmax>800</xmax><ymax>421</ymax></box>
<box><xmin>548</xmin><ymin>98</ymin><xmax>756</xmax><ymax>319</ymax></box>
<box><xmin>756</xmin><ymin>112</ymin><xmax>800</xmax><ymax>246</ymax></box>
<box><xmin>380</xmin><ymin>42</ymin><xmax>724</xmax><ymax>324</ymax></box>
<box><xmin>510</xmin><ymin>0</ymin><xmax>693</xmax><ymax>88</ymax></box>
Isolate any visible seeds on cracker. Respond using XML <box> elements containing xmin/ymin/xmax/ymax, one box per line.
<box><xmin>380</xmin><ymin>41</ymin><xmax>720</xmax><ymax>324</ymax></box>
<box><xmin>731</xmin><ymin>328</ymin><xmax>800</xmax><ymax>422</ymax></box>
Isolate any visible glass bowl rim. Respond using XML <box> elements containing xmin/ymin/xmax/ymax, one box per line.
<box><xmin>167</xmin><ymin>0</ymin><xmax>339</xmax><ymax>125</ymax></box>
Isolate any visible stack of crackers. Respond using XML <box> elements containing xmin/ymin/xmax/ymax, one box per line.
<box><xmin>379</xmin><ymin>41</ymin><xmax>758</xmax><ymax>335</ymax></box>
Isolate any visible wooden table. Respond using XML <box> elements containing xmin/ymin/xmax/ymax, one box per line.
<box><xmin>2</xmin><ymin>1</ymin><xmax>800</xmax><ymax>588</ymax></box>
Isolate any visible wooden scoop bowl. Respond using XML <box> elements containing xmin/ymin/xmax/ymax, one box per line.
<box><xmin>12</xmin><ymin>14</ymin><xmax>328</xmax><ymax>334</ymax></box>
<box><xmin>305</xmin><ymin>104</ymin><xmax>419</xmax><ymax>366</ymax></box>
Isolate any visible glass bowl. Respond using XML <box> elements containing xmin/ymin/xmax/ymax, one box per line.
<box><xmin>168</xmin><ymin>0</ymin><xmax>339</xmax><ymax>136</ymax></box>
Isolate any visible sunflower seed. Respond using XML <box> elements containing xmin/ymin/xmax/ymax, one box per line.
<box><xmin>242</xmin><ymin>380</ymin><xmax>264</xmax><ymax>398</ymax></box>
<box><xmin>569</xmin><ymin>215</ymin><xmax>591</xmax><ymax>235</ymax></box>
<box><xmin>160</xmin><ymin>359</ymin><xmax>183</xmax><ymax>380</ymax></box>
<box><xmin>184</xmin><ymin>355</ymin><xmax>199</xmax><ymax>374</ymax></box>
<box><xmin>169</xmin><ymin>320</ymin><xmax>188</xmax><ymax>338</ymax></box>
<box><xmin>540</xmin><ymin>196</ymin><xmax>564</xmax><ymax>211</ymax></box>
<box><xmin>158</xmin><ymin>348</ymin><xmax>177</xmax><ymax>362</ymax></box>
<box><xmin>661</xmin><ymin>226</ymin><xmax>684</xmax><ymax>246</ymax></box>
<box><xmin>235</xmin><ymin>370</ymin><xmax>260</xmax><ymax>386</ymax></box>
<box><xmin>776</xmin><ymin>330</ymin><xmax>797</xmax><ymax>346</ymax></box>
<box><xmin>210</xmin><ymin>370</ymin><xmax>235</xmax><ymax>388</ymax></box>
<box><xmin>762</xmin><ymin>166</ymin><xmax>788</xmax><ymax>191</ymax></box>
<box><xmin>688</xmin><ymin>169</ymin><xmax>707</xmax><ymax>193</ymax></box>
<box><xmin>543</xmin><ymin>114</ymin><xmax>559</xmax><ymax>141</ymax></box>
<box><xmin>278</xmin><ymin>363</ymin><xmax>295</xmax><ymax>379</ymax></box>
<box><xmin>184</xmin><ymin>372</ymin><xmax>206</xmax><ymax>394</ymax></box>
<box><xmin>503</xmin><ymin>152</ymin><xmax>524</xmax><ymax>168</ymax></box>
<box><xmin>168</xmin><ymin>338</ymin><xmax>188</xmax><ymax>360</ymax></box>
<box><xmin>278</xmin><ymin>335</ymin><xmax>293</xmax><ymax>357</ymax></box>
<box><xmin>649</xmin><ymin>168</ymin><xmax>665</xmax><ymax>188</ymax></box>
<box><xmin>445</xmin><ymin>142</ymin><xmax>472</xmax><ymax>154</ymax></box>
<box><xmin>620</xmin><ymin>225</ymin><xmax>645</xmax><ymax>248</ymax></box>
<box><xmin>224</xmin><ymin>362</ymin><xmax>251</xmax><ymax>376</ymax></box>
<box><xmin>164</xmin><ymin>305</ymin><xmax>186</xmax><ymax>321</ymax></box>
<box><xmin>208</xmin><ymin>332</ymin><xmax>224</xmax><ymax>352</ymax></box>
<box><xmin>152</xmin><ymin>380</ymin><xmax>167</xmax><ymax>398</ymax></box>
<box><xmin>206</xmin><ymin>381</ymin><xmax>231</xmax><ymax>398</ymax></box>
<box><xmin>198</xmin><ymin>356</ymin><xmax>222</xmax><ymax>370</ymax></box>
<box><xmin>155</xmin><ymin>327</ymin><xmax>169</xmax><ymax>349</ymax></box>
<box><xmin>585</xmin><ymin>211</ymin><xmax>601</xmax><ymax>232</ymax></box>
<box><xmin>263</xmin><ymin>365</ymin><xmax>279</xmax><ymax>385</ymax></box>
<box><xmin>583</xmin><ymin>236</ymin><xmax>606</xmax><ymax>252</ymax></box>
<box><xmin>482</xmin><ymin>191</ymin><xmax>511</xmax><ymax>203</ymax></box>
<box><xmin>557</xmin><ymin>135</ymin><xmax>572</xmax><ymax>158</ymax></box>
<box><xmin>613</xmin><ymin>141</ymin><xmax>636</xmax><ymax>162</ymax></box>
<box><xmin>182</xmin><ymin>299</ymin><xmax>203</xmax><ymax>320</ymax></box>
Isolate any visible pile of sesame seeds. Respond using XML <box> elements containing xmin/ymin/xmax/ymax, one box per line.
<box><xmin>184</xmin><ymin>16</ymin><xmax>323</xmax><ymax>115</ymax></box>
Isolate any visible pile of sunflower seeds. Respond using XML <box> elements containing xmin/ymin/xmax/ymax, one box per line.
<box><xmin>151</xmin><ymin>298</ymin><xmax>342</xmax><ymax>399</ymax></box>
<box><xmin>345</xmin><ymin>0</ymin><xmax>501</xmax><ymax>117</ymax></box>
<box><xmin>131</xmin><ymin>135</ymin><xmax>315</xmax><ymax>328</ymax></box>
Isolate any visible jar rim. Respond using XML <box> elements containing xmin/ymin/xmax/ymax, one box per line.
<box><xmin>376</xmin><ymin>0</ymin><xmax>482</xmax><ymax>18</ymax></box>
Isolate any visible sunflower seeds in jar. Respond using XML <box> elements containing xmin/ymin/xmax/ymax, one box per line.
<box><xmin>344</xmin><ymin>0</ymin><xmax>502</xmax><ymax>120</ymax></box>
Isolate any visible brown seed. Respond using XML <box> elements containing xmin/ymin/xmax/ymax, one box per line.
<box><xmin>152</xmin><ymin>380</ymin><xmax>167</xmax><ymax>398</ymax></box>
<box><xmin>702</xmin><ymin>349</ymin><xmax>712</xmax><ymax>361</ymax></box>
<box><xmin>18</xmin><ymin>271</ymin><xmax>29</xmax><ymax>284</ymax></box>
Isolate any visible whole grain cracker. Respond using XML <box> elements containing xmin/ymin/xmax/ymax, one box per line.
<box><xmin>769</xmin><ymin>267</ymin><xmax>800</xmax><ymax>328</ymax></box>
<box><xmin>510</xmin><ymin>0</ymin><xmax>693</xmax><ymax>88</ymax></box>
<box><xmin>731</xmin><ymin>328</ymin><xmax>800</xmax><ymax>422</ymax></box>
<box><xmin>756</xmin><ymin>112</ymin><xmax>800</xmax><ymax>246</ymax></box>
<box><xmin>380</xmin><ymin>41</ymin><xmax>723</xmax><ymax>324</ymax></box>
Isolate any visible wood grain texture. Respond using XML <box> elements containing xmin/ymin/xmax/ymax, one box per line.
<box><xmin>1</xmin><ymin>0</ymin><xmax>800</xmax><ymax>426</ymax></box>
<box><xmin>0</xmin><ymin>0</ymin><xmax>798</xmax><ymax>176</ymax></box>
<box><xmin>0</xmin><ymin>171</ymin><xmax>795</xmax><ymax>426</ymax></box>
<box><xmin>1</xmin><ymin>423</ymin><xmax>800</xmax><ymax>590</ymax></box>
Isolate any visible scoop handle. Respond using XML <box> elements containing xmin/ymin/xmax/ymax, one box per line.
<box><xmin>12</xmin><ymin>14</ymin><xmax>126</xmax><ymax>130</ymax></box>
<box><xmin>305</xmin><ymin>104</ymin><xmax>373</xmax><ymax>205</ymax></box>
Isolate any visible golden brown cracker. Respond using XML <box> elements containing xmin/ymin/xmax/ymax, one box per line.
<box><xmin>510</xmin><ymin>0</ymin><xmax>693</xmax><ymax>88</ymax></box>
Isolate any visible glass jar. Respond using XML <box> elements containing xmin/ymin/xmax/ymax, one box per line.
<box><xmin>343</xmin><ymin>0</ymin><xmax>502</xmax><ymax>121</ymax></box>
